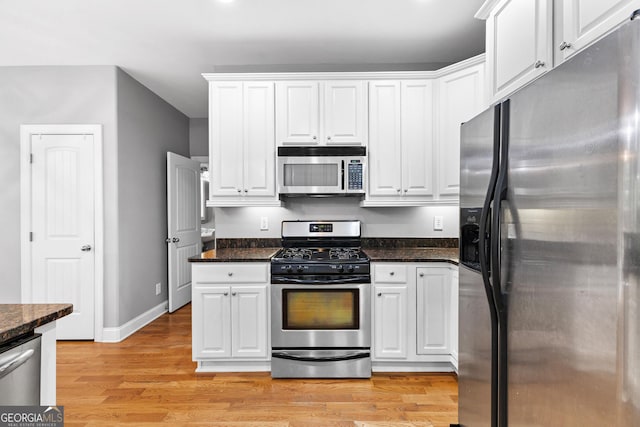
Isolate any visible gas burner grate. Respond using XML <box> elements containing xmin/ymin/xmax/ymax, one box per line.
<box><xmin>280</xmin><ymin>248</ymin><xmax>313</xmax><ymax>260</ymax></box>
<box><xmin>329</xmin><ymin>248</ymin><xmax>361</xmax><ymax>260</ymax></box>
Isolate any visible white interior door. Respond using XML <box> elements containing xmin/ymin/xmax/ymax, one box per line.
<box><xmin>29</xmin><ymin>133</ymin><xmax>96</xmax><ymax>340</ymax></box>
<box><xmin>167</xmin><ymin>152</ymin><xmax>201</xmax><ymax>313</ymax></box>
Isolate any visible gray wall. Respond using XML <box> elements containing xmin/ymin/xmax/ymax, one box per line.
<box><xmin>0</xmin><ymin>66</ymin><xmax>117</xmax><ymax>304</ymax></box>
<box><xmin>214</xmin><ymin>198</ymin><xmax>459</xmax><ymax>238</ymax></box>
<box><xmin>0</xmin><ymin>66</ymin><xmax>190</xmax><ymax>332</ymax></box>
<box><xmin>189</xmin><ymin>118</ymin><xmax>208</xmax><ymax>157</ymax></box>
<box><xmin>115</xmin><ymin>69</ymin><xmax>189</xmax><ymax>326</ymax></box>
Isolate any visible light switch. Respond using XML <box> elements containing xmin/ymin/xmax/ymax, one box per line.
<box><xmin>260</xmin><ymin>216</ymin><xmax>269</xmax><ymax>231</ymax></box>
<box><xmin>433</xmin><ymin>216</ymin><xmax>444</xmax><ymax>231</ymax></box>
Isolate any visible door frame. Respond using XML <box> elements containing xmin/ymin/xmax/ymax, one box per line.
<box><xmin>20</xmin><ymin>124</ymin><xmax>105</xmax><ymax>341</ymax></box>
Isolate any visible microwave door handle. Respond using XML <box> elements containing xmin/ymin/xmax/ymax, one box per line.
<box><xmin>341</xmin><ymin>160</ymin><xmax>345</xmax><ymax>191</ymax></box>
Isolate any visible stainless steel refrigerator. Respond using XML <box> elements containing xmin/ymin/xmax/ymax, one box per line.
<box><xmin>457</xmin><ymin>11</ymin><xmax>640</xmax><ymax>427</ymax></box>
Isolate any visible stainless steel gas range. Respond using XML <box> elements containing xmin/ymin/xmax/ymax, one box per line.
<box><xmin>270</xmin><ymin>220</ymin><xmax>371</xmax><ymax>378</ymax></box>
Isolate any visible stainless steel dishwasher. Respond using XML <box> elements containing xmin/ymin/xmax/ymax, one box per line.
<box><xmin>0</xmin><ymin>334</ymin><xmax>41</xmax><ymax>405</ymax></box>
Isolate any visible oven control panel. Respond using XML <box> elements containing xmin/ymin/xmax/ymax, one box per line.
<box><xmin>272</xmin><ymin>263</ymin><xmax>370</xmax><ymax>276</ymax></box>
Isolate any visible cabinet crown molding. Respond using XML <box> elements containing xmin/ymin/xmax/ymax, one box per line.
<box><xmin>475</xmin><ymin>0</ymin><xmax>501</xmax><ymax>20</ymax></box>
<box><xmin>202</xmin><ymin>55</ymin><xmax>485</xmax><ymax>82</ymax></box>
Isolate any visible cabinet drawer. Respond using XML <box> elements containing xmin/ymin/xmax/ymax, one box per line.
<box><xmin>193</xmin><ymin>263</ymin><xmax>268</xmax><ymax>284</ymax></box>
<box><xmin>373</xmin><ymin>264</ymin><xmax>408</xmax><ymax>283</ymax></box>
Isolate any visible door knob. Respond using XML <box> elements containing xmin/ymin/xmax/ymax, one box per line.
<box><xmin>80</xmin><ymin>245</ymin><xmax>92</xmax><ymax>252</ymax></box>
<box><xmin>172</xmin><ymin>237</ymin><xmax>180</xmax><ymax>243</ymax></box>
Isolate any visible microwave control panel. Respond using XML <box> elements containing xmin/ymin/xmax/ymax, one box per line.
<box><xmin>347</xmin><ymin>160</ymin><xmax>364</xmax><ymax>190</ymax></box>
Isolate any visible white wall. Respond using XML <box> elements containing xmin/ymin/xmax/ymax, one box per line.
<box><xmin>214</xmin><ymin>198</ymin><xmax>458</xmax><ymax>238</ymax></box>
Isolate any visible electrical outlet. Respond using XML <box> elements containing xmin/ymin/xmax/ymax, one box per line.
<box><xmin>433</xmin><ymin>216</ymin><xmax>444</xmax><ymax>231</ymax></box>
<box><xmin>155</xmin><ymin>282</ymin><xmax>161</xmax><ymax>295</ymax></box>
<box><xmin>260</xmin><ymin>216</ymin><xmax>269</xmax><ymax>231</ymax></box>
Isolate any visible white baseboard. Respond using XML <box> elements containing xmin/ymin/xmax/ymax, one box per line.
<box><xmin>100</xmin><ymin>301</ymin><xmax>168</xmax><ymax>343</ymax></box>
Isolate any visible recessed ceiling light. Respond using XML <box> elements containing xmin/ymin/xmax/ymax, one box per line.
<box><xmin>218</xmin><ymin>0</ymin><xmax>235</xmax><ymax>3</ymax></box>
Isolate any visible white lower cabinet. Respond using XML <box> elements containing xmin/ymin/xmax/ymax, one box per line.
<box><xmin>373</xmin><ymin>264</ymin><xmax>409</xmax><ymax>359</ymax></box>
<box><xmin>192</xmin><ymin>263</ymin><xmax>270</xmax><ymax>372</ymax></box>
<box><xmin>416</xmin><ymin>267</ymin><xmax>451</xmax><ymax>355</ymax></box>
<box><xmin>372</xmin><ymin>262</ymin><xmax>458</xmax><ymax>372</ymax></box>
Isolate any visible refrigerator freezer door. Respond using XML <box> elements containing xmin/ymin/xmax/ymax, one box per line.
<box><xmin>505</xmin><ymin>16</ymin><xmax>640</xmax><ymax>427</ymax></box>
<box><xmin>459</xmin><ymin>106</ymin><xmax>496</xmax><ymax>427</ymax></box>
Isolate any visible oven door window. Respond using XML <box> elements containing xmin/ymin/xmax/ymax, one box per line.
<box><xmin>283</xmin><ymin>289</ymin><xmax>359</xmax><ymax>330</ymax></box>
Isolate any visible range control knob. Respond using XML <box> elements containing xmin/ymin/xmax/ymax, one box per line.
<box><xmin>285</xmin><ymin>265</ymin><xmax>293</xmax><ymax>273</ymax></box>
<box><xmin>347</xmin><ymin>265</ymin><xmax>355</xmax><ymax>273</ymax></box>
<box><xmin>337</xmin><ymin>265</ymin><xmax>344</xmax><ymax>273</ymax></box>
<box><xmin>296</xmin><ymin>265</ymin><xmax>304</xmax><ymax>273</ymax></box>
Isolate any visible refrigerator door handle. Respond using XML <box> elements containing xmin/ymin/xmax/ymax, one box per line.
<box><xmin>478</xmin><ymin>103</ymin><xmax>502</xmax><ymax>427</ymax></box>
<box><xmin>492</xmin><ymin>98</ymin><xmax>511</xmax><ymax>427</ymax></box>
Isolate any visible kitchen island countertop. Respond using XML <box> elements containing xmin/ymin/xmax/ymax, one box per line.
<box><xmin>0</xmin><ymin>303</ymin><xmax>73</xmax><ymax>345</ymax></box>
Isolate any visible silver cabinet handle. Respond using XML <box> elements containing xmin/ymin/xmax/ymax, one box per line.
<box><xmin>327</xmin><ymin>136</ymin><xmax>332</xmax><ymax>141</ymax></box>
<box><xmin>223</xmin><ymin>292</ymin><xmax>229</xmax><ymax>296</ymax></box>
<box><xmin>312</xmin><ymin>136</ymin><xmax>317</xmax><ymax>140</ymax></box>
<box><xmin>232</xmin><ymin>292</ymin><xmax>237</xmax><ymax>296</ymax></box>
<box><xmin>244</xmin><ymin>189</ymin><xmax>248</xmax><ymax>193</ymax></box>
<box><xmin>81</xmin><ymin>245</ymin><xmax>92</xmax><ymax>252</ymax></box>
<box><xmin>228</xmin><ymin>272</ymin><xmax>233</xmax><ymax>277</ymax></box>
<box><xmin>419</xmin><ymin>272</ymin><xmax>424</xmax><ymax>277</ymax></box>
<box><xmin>377</xmin><ymin>292</ymin><xmax>382</xmax><ymax>297</ymax></box>
<box><xmin>534</xmin><ymin>60</ymin><xmax>545</xmax><ymax>68</ymax></box>
<box><xmin>403</xmin><ymin>189</ymin><xmax>408</xmax><ymax>193</ymax></box>
<box><xmin>559</xmin><ymin>41</ymin><xmax>572</xmax><ymax>51</ymax></box>
<box><xmin>389</xmin><ymin>271</ymin><xmax>395</xmax><ymax>276</ymax></box>
<box><xmin>172</xmin><ymin>237</ymin><xmax>180</xmax><ymax>243</ymax></box>
<box><xmin>396</xmin><ymin>189</ymin><xmax>401</xmax><ymax>193</ymax></box>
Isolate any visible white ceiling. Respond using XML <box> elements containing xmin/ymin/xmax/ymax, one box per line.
<box><xmin>0</xmin><ymin>0</ymin><xmax>486</xmax><ymax>118</ymax></box>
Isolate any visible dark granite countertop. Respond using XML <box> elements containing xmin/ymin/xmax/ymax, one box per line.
<box><xmin>189</xmin><ymin>247</ymin><xmax>281</xmax><ymax>262</ymax></box>
<box><xmin>364</xmin><ymin>247</ymin><xmax>458</xmax><ymax>264</ymax></box>
<box><xmin>0</xmin><ymin>304</ymin><xmax>73</xmax><ymax>345</ymax></box>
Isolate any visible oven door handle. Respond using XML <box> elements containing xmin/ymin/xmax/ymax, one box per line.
<box><xmin>271</xmin><ymin>276</ymin><xmax>370</xmax><ymax>285</ymax></box>
<box><xmin>272</xmin><ymin>350</ymin><xmax>370</xmax><ymax>362</ymax></box>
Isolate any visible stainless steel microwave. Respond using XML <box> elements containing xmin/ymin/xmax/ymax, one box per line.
<box><xmin>277</xmin><ymin>146</ymin><xmax>366</xmax><ymax>196</ymax></box>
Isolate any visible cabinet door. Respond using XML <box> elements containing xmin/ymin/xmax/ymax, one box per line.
<box><xmin>373</xmin><ymin>285</ymin><xmax>408</xmax><ymax>359</ymax></box>
<box><xmin>243</xmin><ymin>82</ymin><xmax>276</xmax><ymax>197</ymax></box>
<box><xmin>416</xmin><ymin>268</ymin><xmax>450</xmax><ymax>355</ymax></box>
<box><xmin>231</xmin><ymin>285</ymin><xmax>268</xmax><ymax>358</ymax></box>
<box><xmin>323</xmin><ymin>81</ymin><xmax>367</xmax><ymax>145</ymax></box>
<box><xmin>210</xmin><ymin>82</ymin><xmax>244</xmax><ymax>197</ymax></box>
<box><xmin>487</xmin><ymin>0</ymin><xmax>553</xmax><ymax>102</ymax></box>
<box><xmin>276</xmin><ymin>81</ymin><xmax>320</xmax><ymax>145</ymax></box>
<box><xmin>559</xmin><ymin>0</ymin><xmax>640</xmax><ymax>62</ymax></box>
<box><xmin>436</xmin><ymin>63</ymin><xmax>485</xmax><ymax>198</ymax></box>
<box><xmin>450</xmin><ymin>268</ymin><xmax>459</xmax><ymax>369</ymax></box>
<box><xmin>193</xmin><ymin>286</ymin><xmax>231</xmax><ymax>358</ymax></box>
<box><xmin>368</xmin><ymin>81</ymin><xmax>402</xmax><ymax>197</ymax></box>
<box><xmin>401</xmin><ymin>80</ymin><xmax>434</xmax><ymax>197</ymax></box>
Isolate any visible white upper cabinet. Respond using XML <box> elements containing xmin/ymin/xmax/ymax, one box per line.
<box><xmin>558</xmin><ymin>0</ymin><xmax>640</xmax><ymax>63</ymax></box>
<box><xmin>208</xmin><ymin>81</ymin><xmax>279</xmax><ymax>206</ymax></box>
<box><xmin>276</xmin><ymin>80</ymin><xmax>367</xmax><ymax>146</ymax></box>
<box><xmin>436</xmin><ymin>62</ymin><xmax>485</xmax><ymax>198</ymax></box>
<box><xmin>366</xmin><ymin>80</ymin><xmax>434</xmax><ymax>205</ymax></box>
<box><xmin>479</xmin><ymin>0</ymin><xmax>640</xmax><ymax>100</ymax></box>
<box><xmin>368</xmin><ymin>81</ymin><xmax>402</xmax><ymax>198</ymax></box>
<box><xmin>275</xmin><ymin>81</ymin><xmax>320</xmax><ymax>145</ymax></box>
<box><xmin>486</xmin><ymin>0</ymin><xmax>553</xmax><ymax>103</ymax></box>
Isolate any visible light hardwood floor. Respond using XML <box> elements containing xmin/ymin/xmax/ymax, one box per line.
<box><xmin>57</xmin><ymin>304</ymin><xmax>458</xmax><ymax>426</ymax></box>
